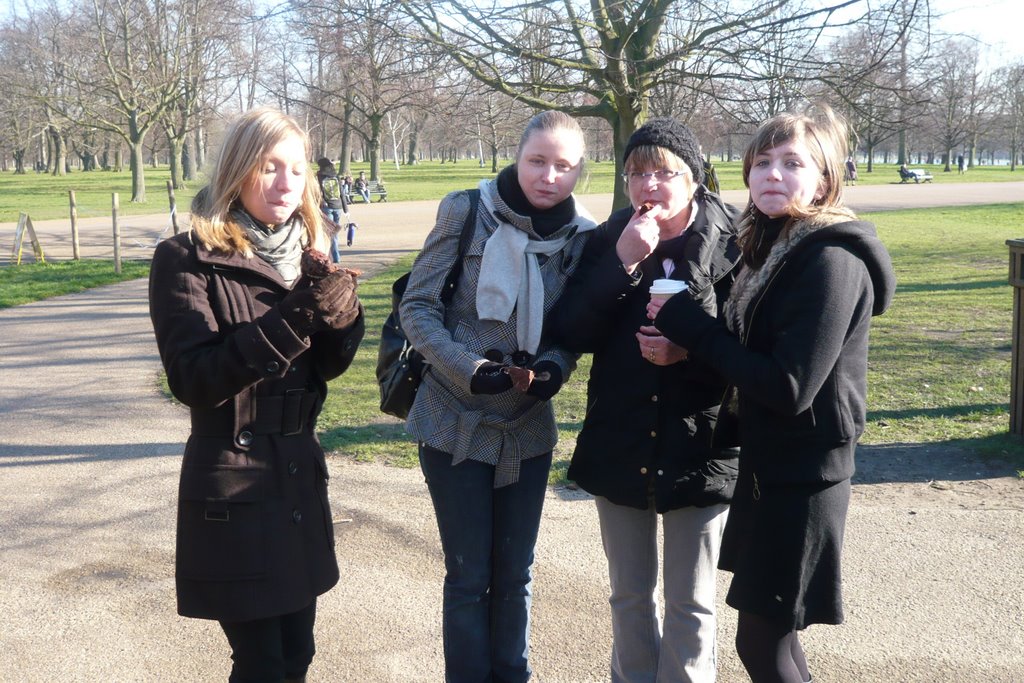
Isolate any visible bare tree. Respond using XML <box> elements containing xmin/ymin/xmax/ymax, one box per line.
<box><xmin>400</xmin><ymin>0</ymin><xmax>925</xmax><ymax>207</ymax></box>
<box><xmin>927</xmin><ymin>39</ymin><xmax>979</xmax><ymax>172</ymax></box>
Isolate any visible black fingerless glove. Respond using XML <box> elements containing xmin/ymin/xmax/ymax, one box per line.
<box><xmin>470</xmin><ymin>361</ymin><xmax>513</xmax><ymax>395</ymax></box>
<box><xmin>525</xmin><ymin>360</ymin><xmax>563</xmax><ymax>401</ymax></box>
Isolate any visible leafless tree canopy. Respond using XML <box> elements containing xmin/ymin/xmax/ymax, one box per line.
<box><xmin>2</xmin><ymin>0</ymin><xmax>1021</xmax><ymax>202</ymax></box>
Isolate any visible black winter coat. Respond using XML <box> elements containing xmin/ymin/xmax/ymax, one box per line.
<box><xmin>550</xmin><ymin>191</ymin><xmax>741</xmax><ymax>512</ymax></box>
<box><xmin>655</xmin><ymin>212</ymin><xmax>896</xmax><ymax>486</ymax></box>
<box><xmin>149</xmin><ymin>232</ymin><xmax>364</xmax><ymax>622</ymax></box>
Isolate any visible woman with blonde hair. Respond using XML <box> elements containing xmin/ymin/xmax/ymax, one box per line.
<box><xmin>650</xmin><ymin>107</ymin><xmax>896</xmax><ymax>682</ymax></box>
<box><xmin>149</xmin><ymin>107</ymin><xmax>364</xmax><ymax>683</ymax></box>
<box><xmin>400</xmin><ymin>109</ymin><xmax>597</xmax><ymax>682</ymax></box>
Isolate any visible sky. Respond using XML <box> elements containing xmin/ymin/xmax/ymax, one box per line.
<box><xmin>932</xmin><ymin>0</ymin><xmax>1024</xmax><ymax>64</ymax></box>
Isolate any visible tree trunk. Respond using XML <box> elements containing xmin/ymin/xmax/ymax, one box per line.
<box><xmin>168</xmin><ymin>134</ymin><xmax>185</xmax><ymax>190</ymax></box>
<box><xmin>130</xmin><ymin>140</ymin><xmax>147</xmax><ymax>202</ymax></box>
<box><xmin>49</xmin><ymin>126</ymin><xmax>66</xmax><ymax>177</ymax></box>
<box><xmin>407</xmin><ymin>124</ymin><xmax>419</xmax><ymax>166</ymax></box>
<box><xmin>368</xmin><ymin>114</ymin><xmax>383</xmax><ymax>180</ymax></box>
<box><xmin>129</xmin><ymin>111</ymin><xmax>147</xmax><ymax>202</ymax></box>
<box><xmin>14</xmin><ymin>150</ymin><xmax>25</xmax><ymax>174</ymax></box>
<box><xmin>182</xmin><ymin>140</ymin><xmax>195</xmax><ymax>181</ymax></box>
<box><xmin>194</xmin><ymin>124</ymin><xmax>206</xmax><ymax>170</ymax></box>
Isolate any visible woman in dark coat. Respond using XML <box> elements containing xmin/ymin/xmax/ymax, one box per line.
<box><xmin>650</xmin><ymin>108</ymin><xmax>896</xmax><ymax>683</ymax></box>
<box><xmin>549</xmin><ymin>118</ymin><xmax>741</xmax><ymax>683</ymax></box>
<box><xmin>149</xmin><ymin>107</ymin><xmax>364</xmax><ymax>683</ymax></box>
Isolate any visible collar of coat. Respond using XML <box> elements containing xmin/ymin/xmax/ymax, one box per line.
<box><xmin>187</xmin><ymin>231</ymin><xmax>293</xmax><ymax>290</ymax></box>
<box><xmin>725</xmin><ymin>207</ymin><xmax>861</xmax><ymax>339</ymax></box>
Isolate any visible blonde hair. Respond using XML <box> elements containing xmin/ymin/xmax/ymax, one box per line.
<box><xmin>623</xmin><ymin>146</ymin><xmax>691</xmax><ymax>174</ymax></box>
<box><xmin>517</xmin><ymin>110</ymin><xmax>586</xmax><ymax>167</ymax></box>
<box><xmin>738</xmin><ymin>107</ymin><xmax>851</xmax><ymax>267</ymax></box>
<box><xmin>191</xmin><ymin>107</ymin><xmax>326</xmax><ymax>255</ymax></box>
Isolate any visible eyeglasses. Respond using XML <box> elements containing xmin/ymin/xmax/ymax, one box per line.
<box><xmin>621</xmin><ymin>169</ymin><xmax>689</xmax><ymax>183</ymax></box>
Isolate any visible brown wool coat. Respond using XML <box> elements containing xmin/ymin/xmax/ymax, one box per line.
<box><xmin>149</xmin><ymin>232</ymin><xmax>364</xmax><ymax>622</ymax></box>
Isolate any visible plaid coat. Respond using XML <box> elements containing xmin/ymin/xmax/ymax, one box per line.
<box><xmin>399</xmin><ymin>182</ymin><xmax>596</xmax><ymax>487</ymax></box>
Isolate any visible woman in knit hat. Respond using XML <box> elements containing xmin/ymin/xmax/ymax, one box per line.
<box><xmin>550</xmin><ymin>118</ymin><xmax>742</xmax><ymax>683</ymax></box>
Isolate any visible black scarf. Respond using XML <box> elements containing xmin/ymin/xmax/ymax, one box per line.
<box><xmin>495</xmin><ymin>164</ymin><xmax>575</xmax><ymax>238</ymax></box>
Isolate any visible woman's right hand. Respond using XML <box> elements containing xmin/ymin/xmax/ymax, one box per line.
<box><xmin>279</xmin><ymin>270</ymin><xmax>359</xmax><ymax>337</ymax></box>
<box><xmin>615</xmin><ymin>205</ymin><xmax>661</xmax><ymax>274</ymax></box>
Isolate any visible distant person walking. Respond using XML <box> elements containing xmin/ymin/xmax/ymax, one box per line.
<box><xmin>316</xmin><ymin>157</ymin><xmax>349</xmax><ymax>263</ymax></box>
<box><xmin>149</xmin><ymin>107</ymin><xmax>365</xmax><ymax>683</ymax></box>
<box><xmin>957</xmin><ymin>154</ymin><xmax>965</xmax><ymax>174</ymax></box>
<box><xmin>844</xmin><ymin>156</ymin><xmax>857</xmax><ymax>186</ymax></box>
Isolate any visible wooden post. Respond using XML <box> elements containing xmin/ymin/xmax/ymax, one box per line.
<box><xmin>69</xmin><ymin>190</ymin><xmax>80</xmax><ymax>260</ymax></box>
<box><xmin>1008</xmin><ymin>239</ymin><xmax>1024</xmax><ymax>436</ymax></box>
<box><xmin>167</xmin><ymin>179</ymin><xmax>179</xmax><ymax>235</ymax></box>
<box><xmin>112</xmin><ymin>193</ymin><xmax>121</xmax><ymax>274</ymax></box>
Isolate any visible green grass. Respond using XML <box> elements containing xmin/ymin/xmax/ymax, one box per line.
<box><xmin>317</xmin><ymin>202</ymin><xmax>1024</xmax><ymax>482</ymax></box>
<box><xmin>4</xmin><ymin>160</ymin><xmax>1020</xmax><ymax>222</ymax></box>
<box><xmin>4</xmin><ymin>202</ymin><xmax>1022</xmax><ymax>481</ymax></box>
<box><xmin>0</xmin><ymin>259</ymin><xmax>152</xmax><ymax>308</ymax></box>
<box><xmin>861</xmin><ymin>203</ymin><xmax>1023</xmax><ymax>461</ymax></box>
<box><xmin>0</xmin><ymin>167</ymin><xmax>200</xmax><ymax>223</ymax></box>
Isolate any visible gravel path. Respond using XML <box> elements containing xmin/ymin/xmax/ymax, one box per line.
<box><xmin>1</xmin><ymin>184</ymin><xmax>1022</xmax><ymax>682</ymax></box>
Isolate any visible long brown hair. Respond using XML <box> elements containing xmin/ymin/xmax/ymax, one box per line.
<box><xmin>191</xmin><ymin>107</ymin><xmax>327</xmax><ymax>255</ymax></box>
<box><xmin>738</xmin><ymin>107</ymin><xmax>851</xmax><ymax>268</ymax></box>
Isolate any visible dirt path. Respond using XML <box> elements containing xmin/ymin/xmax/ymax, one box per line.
<box><xmin>1</xmin><ymin>183</ymin><xmax>1023</xmax><ymax>681</ymax></box>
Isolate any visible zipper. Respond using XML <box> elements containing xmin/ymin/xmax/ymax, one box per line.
<box><xmin>752</xmin><ymin>472</ymin><xmax>761</xmax><ymax>501</ymax></box>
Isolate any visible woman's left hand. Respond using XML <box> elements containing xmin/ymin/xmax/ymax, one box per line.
<box><xmin>646</xmin><ymin>297</ymin><xmax>668</xmax><ymax>320</ymax></box>
<box><xmin>636</xmin><ymin>326</ymin><xmax>688</xmax><ymax>366</ymax></box>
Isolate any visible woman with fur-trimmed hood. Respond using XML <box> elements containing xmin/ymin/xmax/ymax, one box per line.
<box><xmin>649</xmin><ymin>108</ymin><xmax>896</xmax><ymax>683</ymax></box>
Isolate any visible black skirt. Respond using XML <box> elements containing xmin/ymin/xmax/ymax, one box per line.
<box><xmin>719</xmin><ymin>466</ymin><xmax>851</xmax><ymax>630</ymax></box>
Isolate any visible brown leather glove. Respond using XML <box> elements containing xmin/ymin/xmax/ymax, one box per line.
<box><xmin>279</xmin><ymin>270</ymin><xmax>359</xmax><ymax>337</ymax></box>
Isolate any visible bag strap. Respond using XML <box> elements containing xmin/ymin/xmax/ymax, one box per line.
<box><xmin>440</xmin><ymin>188</ymin><xmax>480</xmax><ymax>305</ymax></box>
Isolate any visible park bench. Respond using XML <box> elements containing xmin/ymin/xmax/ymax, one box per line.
<box><xmin>898</xmin><ymin>167</ymin><xmax>934</xmax><ymax>184</ymax></box>
<box><xmin>354</xmin><ymin>180</ymin><xmax>388</xmax><ymax>202</ymax></box>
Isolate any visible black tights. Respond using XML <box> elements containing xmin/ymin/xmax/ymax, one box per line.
<box><xmin>735</xmin><ymin>611</ymin><xmax>811</xmax><ymax>683</ymax></box>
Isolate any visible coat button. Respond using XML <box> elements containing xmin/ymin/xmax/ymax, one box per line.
<box><xmin>289</xmin><ymin>364</ymin><xmax>298</xmax><ymax>373</ymax></box>
<box><xmin>657</xmin><ymin>469</ymin><xmax>664</xmax><ymax>476</ymax></box>
<box><xmin>266</xmin><ymin>360</ymin><xmax>280</xmax><ymax>373</ymax></box>
<box><xmin>650</xmin><ymin>430</ymin><xmax>657</xmax><ymax>438</ymax></box>
<box><xmin>292</xmin><ymin>509</ymin><xmax>302</xmax><ymax>524</ymax></box>
<box><xmin>640</xmin><ymin>467</ymin><xmax>648</xmax><ymax>475</ymax></box>
<box><xmin>651</xmin><ymin>394</ymin><xmax>658</xmax><ymax>402</ymax></box>
<box><xmin>288</xmin><ymin>461</ymin><xmax>298</xmax><ymax>475</ymax></box>
<box><xmin>237</xmin><ymin>430</ymin><xmax>253</xmax><ymax>446</ymax></box>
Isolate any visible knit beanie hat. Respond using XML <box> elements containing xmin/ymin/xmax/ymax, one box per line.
<box><xmin>623</xmin><ymin>118</ymin><xmax>704</xmax><ymax>185</ymax></box>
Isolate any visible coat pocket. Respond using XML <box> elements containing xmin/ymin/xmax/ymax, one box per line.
<box><xmin>176</xmin><ymin>466</ymin><xmax>267</xmax><ymax>581</ymax></box>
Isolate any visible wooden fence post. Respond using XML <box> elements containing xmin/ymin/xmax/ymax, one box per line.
<box><xmin>1008</xmin><ymin>238</ymin><xmax>1024</xmax><ymax>436</ymax></box>
<box><xmin>167</xmin><ymin>180</ymin><xmax>179</xmax><ymax>235</ymax></box>
<box><xmin>112</xmin><ymin>193</ymin><xmax>121</xmax><ymax>274</ymax></box>
<box><xmin>69</xmin><ymin>190</ymin><xmax>80</xmax><ymax>260</ymax></box>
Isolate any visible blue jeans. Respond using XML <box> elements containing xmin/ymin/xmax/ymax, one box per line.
<box><xmin>419</xmin><ymin>445</ymin><xmax>552</xmax><ymax>683</ymax></box>
<box><xmin>323</xmin><ymin>207</ymin><xmax>342</xmax><ymax>263</ymax></box>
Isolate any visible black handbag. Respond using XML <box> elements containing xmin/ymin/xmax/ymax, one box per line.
<box><xmin>376</xmin><ymin>189</ymin><xmax>479</xmax><ymax>418</ymax></box>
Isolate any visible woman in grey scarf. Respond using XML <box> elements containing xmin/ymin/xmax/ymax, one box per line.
<box><xmin>399</xmin><ymin>110</ymin><xmax>597</xmax><ymax>682</ymax></box>
<box><xmin>149</xmin><ymin>107</ymin><xmax>363</xmax><ymax>683</ymax></box>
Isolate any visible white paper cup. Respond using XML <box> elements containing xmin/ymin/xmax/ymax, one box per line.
<box><xmin>649</xmin><ymin>278</ymin><xmax>688</xmax><ymax>302</ymax></box>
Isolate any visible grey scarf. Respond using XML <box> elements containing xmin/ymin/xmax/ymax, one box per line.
<box><xmin>233</xmin><ymin>209</ymin><xmax>306</xmax><ymax>286</ymax></box>
<box><xmin>475</xmin><ymin>180</ymin><xmax>597</xmax><ymax>354</ymax></box>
